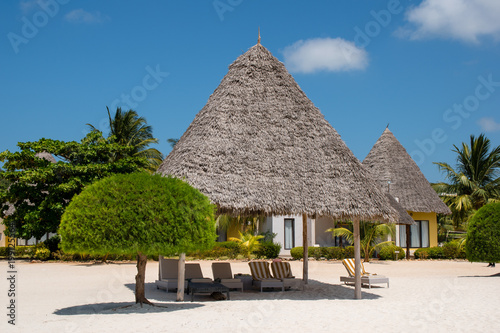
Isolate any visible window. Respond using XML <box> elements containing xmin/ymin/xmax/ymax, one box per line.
<box><xmin>284</xmin><ymin>219</ymin><xmax>295</xmax><ymax>250</ymax></box>
<box><xmin>399</xmin><ymin>220</ymin><xmax>429</xmax><ymax>248</ymax></box>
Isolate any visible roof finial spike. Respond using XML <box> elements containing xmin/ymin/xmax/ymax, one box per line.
<box><xmin>386</xmin><ymin>123</ymin><xmax>390</xmax><ymax>129</ymax></box>
<box><xmin>258</xmin><ymin>27</ymin><xmax>261</xmax><ymax>45</ymax></box>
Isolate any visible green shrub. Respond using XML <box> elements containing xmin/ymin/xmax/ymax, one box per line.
<box><xmin>323</xmin><ymin>247</ymin><xmax>345</xmax><ymax>260</ymax></box>
<box><xmin>427</xmin><ymin>246</ymin><xmax>445</xmax><ymax>259</ymax></box>
<box><xmin>344</xmin><ymin>246</ymin><xmax>355</xmax><ymax>258</ymax></box>
<box><xmin>309</xmin><ymin>247</ymin><xmax>323</xmax><ymax>260</ymax></box>
<box><xmin>34</xmin><ymin>247</ymin><xmax>51</xmax><ymax>260</ymax></box>
<box><xmin>442</xmin><ymin>240</ymin><xmax>466</xmax><ymax>259</ymax></box>
<box><xmin>254</xmin><ymin>242</ymin><xmax>281</xmax><ymax>259</ymax></box>
<box><xmin>216</xmin><ymin>241</ymin><xmax>242</xmax><ymax>259</ymax></box>
<box><xmin>290</xmin><ymin>247</ymin><xmax>303</xmax><ymax>260</ymax></box>
<box><xmin>378</xmin><ymin>245</ymin><xmax>405</xmax><ymax>260</ymax></box>
<box><xmin>414</xmin><ymin>248</ymin><xmax>429</xmax><ymax>259</ymax></box>
<box><xmin>466</xmin><ymin>203</ymin><xmax>500</xmax><ymax>264</ymax></box>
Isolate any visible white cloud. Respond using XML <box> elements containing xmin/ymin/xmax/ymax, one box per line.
<box><xmin>400</xmin><ymin>0</ymin><xmax>500</xmax><ymax>43</ymax></box>
<box><xmin>282</xmin><ymin>38</ymin><xmax>369</xmax><ymax>74</ymax></box>
<box><xmin>64</xmin><ymin>9</ymin><xmax>108</xmax><ymax>24</ymax></box>
<box><xmin>477</xmin><ymin>117</ymin><xmax>500</xmax><ymax>132</ymax></box>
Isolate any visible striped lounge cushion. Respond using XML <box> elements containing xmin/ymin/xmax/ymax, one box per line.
<box><xmin>271</xmin><ymin>261</ymin><xmax>294</xmax><ymax>279</ymax></box>
<box><xmin>248</xmin><ymin>261</ymin><xmax>273</xmax><ymax>281</ymax></box>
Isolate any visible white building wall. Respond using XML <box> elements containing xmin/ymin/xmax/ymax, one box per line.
<box><xmin>266</xmin><ymin>215</ymin><xmax>315</xmax><ymax>256</ymax></box>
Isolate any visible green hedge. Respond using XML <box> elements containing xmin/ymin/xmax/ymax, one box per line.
<box><xmin>415</xmin><ymin>246</ymin><xmax>445</xmax><ymax>259</ymax></box>
<box><xmin>254</xmin><ymin>242</ymin><xmax>281</xmax><ymax>259</ymax></box>
<box><xmin>378</xmin><ymin>245</ymin><xmax>405</xmax><ymax>260</ymax></box>
<box><xmin>290</xmin><ymin>246</ymin><xmax>347</xmax><ymax>260</ymax></box>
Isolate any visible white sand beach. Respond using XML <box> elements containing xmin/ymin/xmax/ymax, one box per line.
<box><xmin>1</xmin><ymin>259</ymin><xmax>499</xmax><ymax>333</ymax></box>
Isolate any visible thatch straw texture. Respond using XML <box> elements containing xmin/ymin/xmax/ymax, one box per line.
<box><xmin>158</xmin><ymin>44</ymin><xmax>398</xmax><ymax>222</ymax></box>
<box><xmin>385</xmin><ymin>193</ymin><xmax>414</xmax><ymax>225</ymax></box>
<box><xmin>35</xmin><ymin>152</ymin><xmax>56</xmax><ymax>163</ymax></box>
<box><xmin>363</xmin><ymin>128</ymin><xmax>451</xmax><ymax>215</ymax></box>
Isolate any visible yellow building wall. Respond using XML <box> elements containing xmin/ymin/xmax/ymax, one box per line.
<box><xmin>226</xmin><ymin>223</ymin><xmax>241</xmax><ymax>240</ymax></box>
<box><xmin>407</xmin><ymin>211</ymin><xmax>438</xmax><ymax>248</ymax></box>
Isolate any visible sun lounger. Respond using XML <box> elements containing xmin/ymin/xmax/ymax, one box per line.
<box><xmin>185</xmin><ymin>263</ymin><xmax>212</xmax><ymax>283</ymax></box>
<box><xmin>212</xmin><ymin>262</ymin><xmax>244</xmax><ymax>291</ymax></box>
<box><xmin>340</xmin><ymin>258</ymin><xmax>389</xmax><ymax>288</ymax></box>
<box><xmin>155</xmin><ymin>257</ymin><xmax>212</xmax><ymax>292</ymax></box>
<box><xmin>155</xmin><ymin>256</ymin><xmax>186</xmax><ymax>291</ymax></box>
<box><xmin>270</xmin><ymin>261</ymin><xmax>301</xmax><ymax>290</ymax></box>
<box><xmin>248</xmin><ymin>261</ymin><xmax>284</xmax><ymax>292</ymax></box>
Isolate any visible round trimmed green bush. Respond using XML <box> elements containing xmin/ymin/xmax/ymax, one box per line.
<box><xmin>378</xmin><ymin>245</ymin><xmax>405</xmax><ymax>260</ymax></box>
<box><xmin>466</xmin><ymin>203</ymin><xmax>500</xmax><ymax>263</ymax></box>
<box><xmin>59</xmin><ymin>173</ymin><xmax>216</xmax><ymax>256</ymax></box>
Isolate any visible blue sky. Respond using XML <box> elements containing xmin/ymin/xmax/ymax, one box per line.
<box><xmin>1</xmin><ymin>0</ymin><xmax>500</xmax><ymax>183</ymax></box>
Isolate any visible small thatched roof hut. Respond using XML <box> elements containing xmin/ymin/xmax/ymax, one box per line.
<box><xmin>362</xmin><ymin>128</ymin><xmax>451</xmax><ymax>215</ymax></box>
<box><xmin>158</xmin><ymin>41</ymin><xmax>399</xmax><ymax>299</ymax></box>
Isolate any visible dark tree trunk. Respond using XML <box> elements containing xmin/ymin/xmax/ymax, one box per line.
<box><xmin>135</xmin><ymin>252</ymin><xmax>153</xmax><ymax>306</ymax></box>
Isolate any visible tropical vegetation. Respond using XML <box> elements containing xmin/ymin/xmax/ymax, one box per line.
<box><xmin>433</xmin><ymin>134</ymin><xmax>500</xmax><ymax>229</ymax></box>
<box><xmin>326</xmin><ymin>221</ymin><xmax>395</xmax><ymax>262</ymax></box>
<box><xmin>88</xmin><ymin>107</ymin><xmax>163</xmax><ymax>171</ymax></box>
<box><xmin>0</xmin><ymin>131</ymin><xmax>147</xmax><ymax>240</ymax></box>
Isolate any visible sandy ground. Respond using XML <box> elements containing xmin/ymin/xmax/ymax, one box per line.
<box><xmin>1</xmin><ymin>259</ymin><xmax>499</xmax><ymax>333</ymax></box>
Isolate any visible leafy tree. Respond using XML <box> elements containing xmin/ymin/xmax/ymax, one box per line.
<box><xmin>229</xmin><ymin>231</ymin><xmax>264</xmax><ymax>259</ymax></box>
<box><xmin>326</xmin><ymin>222</ymin><xmax>394</xmax><ymax>262</ymax></box>
<box><xmin>59</xmin><ymin>173</ymin><xmax>216</xmax><ymax>305</ymax></box>
<box><xmin>433</xmin><ymin>134</ymin><xmax>500</xmax><ymax>228</ymax></box>
<box><xmin>465</xmin><ymin>202</ymin><xmax>500</xmax><ymax>264</ymax></box>
<box><xmin>0</xmin><ymin>131</ymin><xmax>147</xmax><ymax>240</ymax></box>
<box><xmin>88</xmin><ymin>107</ymin><xmax>164</xmax><ymax>171</ymax></box>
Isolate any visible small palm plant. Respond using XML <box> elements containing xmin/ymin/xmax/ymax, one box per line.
<box><xmin>326</xmin><ymin>222</ymin><xmax>395</xmax><ymax>262</ymax></box>
<box><xmin>229</xmin><ymin>231</ymin><xmax>264</xmax><ymax>260</ymax></box>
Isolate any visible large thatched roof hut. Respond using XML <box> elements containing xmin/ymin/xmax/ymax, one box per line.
<box><xmin>158</xmin><ymin>41</ymin><xmax>399</xmax><ymax>298</ymax></box>
<box><xmin>158</xmin><ymin>43</ymin><xmax>397</xmax><ymax>221</ymax></box>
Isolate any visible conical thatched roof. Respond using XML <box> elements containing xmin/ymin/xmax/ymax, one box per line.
<box><xmin>363</xmin><ymin>128</ymin><xmax>451</xmax><ymax>215</ymax></box>
<box><xmin>158</xmin><ymin>43</ymin><xmax>397</xmax><ymax>222</ymax></box>
<box><xmin>35</xmin><ymin>152</ymin><xmax>56</xmax><ymax>163</ymax></box>
<box><xmin>385</xmin><ymin>193</ymin><xmax>415</xmax><ymax>225</ymax></box>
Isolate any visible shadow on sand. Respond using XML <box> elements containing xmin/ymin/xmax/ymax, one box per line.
<box><xmin>459</xmin><ymin>272</ymin><xmax>500</xmax><ymax>278</ymax></box>
<box><xmin>125</xmin><ymin>278</ymin><xmax>383</xmax><ymax>303</ymax></box>
<box><xmin>54</xmin><ymin>301</ymin><xmax>203</xmax><ymax>316</ymax></box>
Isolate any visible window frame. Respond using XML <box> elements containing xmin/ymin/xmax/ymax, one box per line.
<box><xmin>399</xmin><ymin>220</ymin><xmax>430</xmax><ymax>248</ymax></box>
<box><xmin>284</xmin><ymin>218</ymin><xmax>295</xmax><ymax>250</ymax></box>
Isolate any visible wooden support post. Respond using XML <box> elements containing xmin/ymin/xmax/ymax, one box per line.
<box><xmin>176</xmin><ymin>253</ymin><xmax>186</xmax><ymax>301</ymax></box>
<box><xmin>406</xmin><ymin>224</ymin><xmax>411</xmax><ymax>260</ymax></box>
<box><xmin>302</xmin><ymin>213</ymin><xmax>308</xmax><ymax>284</ymax></box>
<box><xmin>353</xmin><ymin>218</ymin><xmax>362</xmax><ymax>300</ymax></box>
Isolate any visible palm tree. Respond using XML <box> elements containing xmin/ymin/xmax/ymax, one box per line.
<box><xmin>433</xmin><ymin>134</ymin><xmax>500</xmax><ymax>228</ymax></box>
<box><xmin>88</xmin><ymin>107</ymin><xmax>164</xmax><ymax>171</ymax></box>
<box><xmin>326</xmin><ymin>222</ymin><xmax>395</xmax><ymax>262</ymax></box>
<box><xmin>229</xmin><ymin>231</ymin><xmax>264</xmax><ymax>259</ymax></box>
<box><xmin>167</xmin><ymin>138</ymin><xmax>179</xmax><ymax>148</ymax></box>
